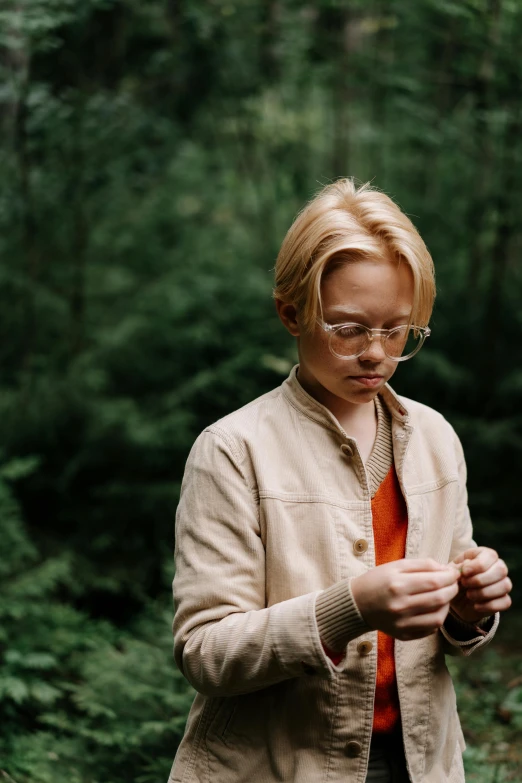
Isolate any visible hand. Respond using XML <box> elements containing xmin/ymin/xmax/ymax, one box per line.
<box><xmin>450</xmin><ymin>547</ymin><xmax>512</xmax><ymax>624</ymax></box>
<box><xmin>351</xmin><ymin>558</ymin><xmax>460</xmax><ymax>641</ymax></box>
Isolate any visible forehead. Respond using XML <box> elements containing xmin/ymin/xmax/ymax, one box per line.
<box><xmin>321</xmin><ymin>258</ymin><xmax>414</xmax><ymax>319</ymax></box>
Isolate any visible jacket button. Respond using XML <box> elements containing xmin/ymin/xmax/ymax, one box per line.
<box><xmin>357</xmin><ymin>640</ymin><xmax>373</xmax><ymax>656</ymax></box>
<box><xmin>301</xmin><ymin>663</ymin><xmax>317</xmax><ymax>675</ymax></box>
<box><xmin>345</xmin><ymin>740</ymin><xmax>363</xmax><ymax>757</ymax></box>
<box><xmin>353</xmin><ymin>539</ymin><xmax>368</xmax><ymax>554</ymax></box>
<box><xmin>340</xmin><ymin>443</ymin><xmax>354</xmax><ymax>457</ymax></box>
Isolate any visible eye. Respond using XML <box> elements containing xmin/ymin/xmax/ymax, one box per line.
<box><xmin>337</xmin><ymin>324</ymin><xmax>367</xmax><ymax>338</ymax></box>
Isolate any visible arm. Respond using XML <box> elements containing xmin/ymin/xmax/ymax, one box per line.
<box><xmin>172</xmin><ymin>428</ymin><xmax>367</xmax><ymax>697</ymax></box>
<box><xmin>440</xmin><ymin>427</ymin><xmax>508</xmax><ymax>656</ymax></box>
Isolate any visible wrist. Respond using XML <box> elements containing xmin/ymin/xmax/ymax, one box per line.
<box><xmin>449</xmin><ymin>600</ymin><xmax>483</xmax><ymax>625</ymax></box>
<box><xmin>315</xmin><ymin>577</ymin><xmax>370</xmax><ymax>652</ymax></box>
<box><xmin>447</xmin><ymin>606</ymin><xmax>491</xmax><ymax>636</ymax></box>
<box><xmin>350</xmin><ymin>572</ymin><xmax>370</xmax><ymax>621</ymax></box>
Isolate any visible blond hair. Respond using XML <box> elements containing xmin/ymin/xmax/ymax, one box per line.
<box><xmin>274</xmin><ymin>179</ymin><xmax>435</xmax><ymax>331</ymax></box>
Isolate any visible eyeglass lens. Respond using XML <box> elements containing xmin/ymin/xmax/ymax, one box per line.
<box><xmin>330</xmin><ymin>325</ymin><xmax>423</xmax><ymax>359</ymax></box>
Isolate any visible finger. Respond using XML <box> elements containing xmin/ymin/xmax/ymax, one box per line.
<box><xmin>397</xmin><ymin>558</ymin><xmax>455</xmax><ymax>573</ymax></box>
<box><xmin>471</xmin><ymin>594</ymin><xmax>512</xmax><ymax>615</ymax></box>
<box><xmin>449</xmin><ymin>562</ymin><xmax>465</xmax><ymax>578</ymax></box>
<box><xmin>396</xmin><ymin>606</ymin><xmax>450</xmax><ymax>635</ymax></box>
<box><xmin>460</xmin><ymin>547</ymin><xmax>498</xmax><ymax>578</ymax></box>
<box><xmin>452</xmin><ymin>548</ymin><xmax>480</xmax><ymax>565</ymax></box>
<box><xmin>401</xmin><ymin>583</ymin><xmax>459</xmax><ymax>616</ymax></box>
<box><xmin>466</xmin><ymin>577</ymin><xmax>512</xmax><ymax>603</ymax></box>
<box><xmin>461</xmin><ymin>559</ymin><xmax>508</xmax><ymax>589</ymax></box>
<box><xmin>394</xmin><ymin>568</ymin><xmax>460</xmax><ymax>597</ymax></box>
<box><xmin>389</xmin><ymin>583</ymin><xmax>459</xmax><ymax>621</ymax></box>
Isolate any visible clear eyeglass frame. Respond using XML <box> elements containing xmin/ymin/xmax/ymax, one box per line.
<box><xmin>316</xmin><ymin>319</ymin><xmax>431</xmax><ymax>362</ymax></box>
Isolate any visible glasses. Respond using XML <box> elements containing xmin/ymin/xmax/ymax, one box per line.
<box><xmin>316</xmin><ymin>319</ymin><xmax>431</xmax><ymax>361</ymax></box>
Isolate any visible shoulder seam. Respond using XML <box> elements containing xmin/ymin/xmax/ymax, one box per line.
<box><xmin>205</xmin><ymin>424</ymin><xmax>242</xmax><ymax>462</ymax></box>
<box><xmin>204</xmin><ymin>426</ymin><xmax>259</xmax><ymax>503</ymax></box>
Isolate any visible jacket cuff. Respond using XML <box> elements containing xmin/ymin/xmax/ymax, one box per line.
<box><xmin>315</xmin><ymin>578</ymin><xmax>371</xmax><ymax>654</ymax></box>
<box><xmin>440</xmin><ymin>611</ymin><xmax>500</xmax><ymax>656</ymax></box>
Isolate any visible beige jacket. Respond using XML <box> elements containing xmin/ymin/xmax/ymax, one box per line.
<box><xmin>169</xmin><ymin>367</ymin><xmax>499</xmax><ymax>783</ymax></box>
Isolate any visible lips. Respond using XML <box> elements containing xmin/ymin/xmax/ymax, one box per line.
<box><xmin>351</xmin><ymin>375</ymin><xmax>384</xmax><ymax>387</ymax></box>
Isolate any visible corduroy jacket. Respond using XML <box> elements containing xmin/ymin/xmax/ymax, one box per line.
<box><xmin>169</xmin><ymin>366</ymin><xmax>499</xmax><ymax>783</ymax></box>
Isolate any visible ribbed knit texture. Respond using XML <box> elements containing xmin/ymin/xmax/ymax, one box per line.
<box><xmin>366</xmin><ymin>396</ymin><xmax>393</xmax><ymax>498</ymax></box>
<box><xmin>371</xmin><ymin>465</ymin><xmax>408</xmax><ymax>734</ymax></box>
<box><xmin>316</xmin><ymin>579</ymin><xmax>370</xmax><ymax>655</ymax></box>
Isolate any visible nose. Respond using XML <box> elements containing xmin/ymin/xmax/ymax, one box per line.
<box><xmin>359</xmin><ymin>334</ymin><xmax>387</xmax><ymax>363</ymax></box>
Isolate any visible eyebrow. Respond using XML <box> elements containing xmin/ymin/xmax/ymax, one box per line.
<box><xmin>325</xmin><ymin>306</ymin><xmax>412</xmax><ymax>320</ymax></box>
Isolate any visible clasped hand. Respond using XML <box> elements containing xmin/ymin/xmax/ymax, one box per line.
<box><xmin>351</xmin><ymin>548</ymin><xmax>512</xmax><ymax>641</ymax></box>
<box><xmin>450</xmin><ymin>546</ymin><xmax>512</xmax><ymax>625</ymax></box>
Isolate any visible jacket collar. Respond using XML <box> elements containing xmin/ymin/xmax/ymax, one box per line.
<box><xmin>282</xmin><ymin>365</ymin><xmax>410</xmax><ymax>439</ymax></box>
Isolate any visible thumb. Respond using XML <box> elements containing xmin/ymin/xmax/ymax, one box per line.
<box><xmin>451</xmin><ymin>548</ymin><xmax>480</xmax><ymax>566</ymax></box>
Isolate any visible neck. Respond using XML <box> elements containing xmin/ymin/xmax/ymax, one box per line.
<box><xmin>295</xmin><ymin>368</ymin><xmax>377</xmax><ymax>433</ymax></box>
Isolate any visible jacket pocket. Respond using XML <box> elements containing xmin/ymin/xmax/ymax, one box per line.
<box><xmin>207</xmin><ymin>696</ymin><xmax>238</xmax><ymax>744</ymax></box>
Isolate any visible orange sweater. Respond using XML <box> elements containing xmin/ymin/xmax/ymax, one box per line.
<box><xmin>371</xmin><ymin>464</ymin><xmax>408</xmax><ymax>733</ymax></box>
<box><xmin>322</xmin><ymin>465</ymin><xmax>408</xmax><ymax>733</ymax></box>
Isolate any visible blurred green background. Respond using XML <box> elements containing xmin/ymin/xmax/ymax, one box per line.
<box><xmin>1</xmin><ymin>1</ymin><xmax>521</xmax><ymax>781</ymax></box>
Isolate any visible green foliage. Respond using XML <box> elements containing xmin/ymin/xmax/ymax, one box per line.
<box><xmin>0</xmin><ymin>0</ymin><xmax>521</xmax><ymax>780</ymax></box>
<box><xmin>448</xmin><ymin>641</ymin><xmax>522</xmax><ymax>781</ymax></box>
<box><xmin>0</xmin><ymin>462</ymin><xmax>194</xmax><ymax>782</ymax></box>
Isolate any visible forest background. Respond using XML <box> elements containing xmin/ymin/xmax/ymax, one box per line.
<box><xmin>1</xmin><ymin>1</ymin><xmax>521</xmax><ymax>781</ymax></box>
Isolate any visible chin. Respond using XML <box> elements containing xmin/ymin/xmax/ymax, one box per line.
<box><xmin>354</xmin><ymin>388</ymin><xmax>382</xmax><ymax>400</ymax></box>
<box><xmin>349</xmin><ymin>383</ymin><xmax>386</xmax><ymax>401</ymax></box>
<box><xmin>335</xmin><ymin>387</ymin><xmax>379</xmax><ymax>405</ymax></box>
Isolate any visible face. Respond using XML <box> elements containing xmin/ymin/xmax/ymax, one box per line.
<box><xmin>276</xmin><ymin>258</ymin><xmax>414</xmax><ymax>414</ymax></box>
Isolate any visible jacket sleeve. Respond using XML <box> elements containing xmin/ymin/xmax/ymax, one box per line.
<box><xmin>440</xmin><ymin>425</ymin><xmax>500</xmax><ymax>656</ymax></box>
<box><xmin>172</xmin><ymin>428</ymin><xmax>362</xmax><ymax>697</ymax></box>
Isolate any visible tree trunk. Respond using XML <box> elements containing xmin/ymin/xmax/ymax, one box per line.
<box><xmin>466</xmin><ymin>0</ymin><xmax>503</xmax><ymax>294</ymax></box>
<box><xmin>331</xmin><ymin>10</ymin><xmax>357</xmax><ymax>177</ymax></box>
<box><xmin>3</xmin><ymin>6</ymin><xmax>39</xmax><ymax>378</ymax></box>
<box><xmin>480</xmin><ymin>107</ymin><xmax>522</xmax><ymax>400</ymax></box>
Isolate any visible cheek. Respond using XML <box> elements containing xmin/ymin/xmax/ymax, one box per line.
<box><xmin>299</xmin><ymin>335</ymin><xmax>332</xmax><ymax>364</ymax></box>
<box><xmin>383</xmin><ymin>360</ymin><xmax>400</xmax><ymax>380</ymax></box>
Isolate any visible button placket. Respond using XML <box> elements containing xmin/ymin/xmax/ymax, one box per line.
<box><xmin>340</xmin><ymin>439</ymin><xmax>374</xmax><ymax>570</ymax></box>
<box><xmin>340</xmin><ymin>439</ymin><xmax>372</xmax><ymax>500</ymax></box>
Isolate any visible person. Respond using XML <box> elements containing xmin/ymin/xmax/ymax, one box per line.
<box><xmin>168</xmin><ymin>179</ymin><xmax>512</xmax><ymax>783</ymax></box>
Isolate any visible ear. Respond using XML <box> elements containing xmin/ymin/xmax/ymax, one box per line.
<box><xmin>275</xmin><ymin>300</ymin><xmax>300</xmax><ymax>337</ymax></box>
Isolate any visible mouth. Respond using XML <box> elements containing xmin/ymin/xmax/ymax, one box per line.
<box><xmin>350</xmin><ymin>375</ymin><xmax>384</xmax><ymax>387</ymax></box>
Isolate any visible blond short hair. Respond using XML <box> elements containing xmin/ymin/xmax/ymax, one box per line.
<box><xmin>274</xmin><ymin>178</ymin><xmax>435</xmax><ymax>331</ymax></box>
